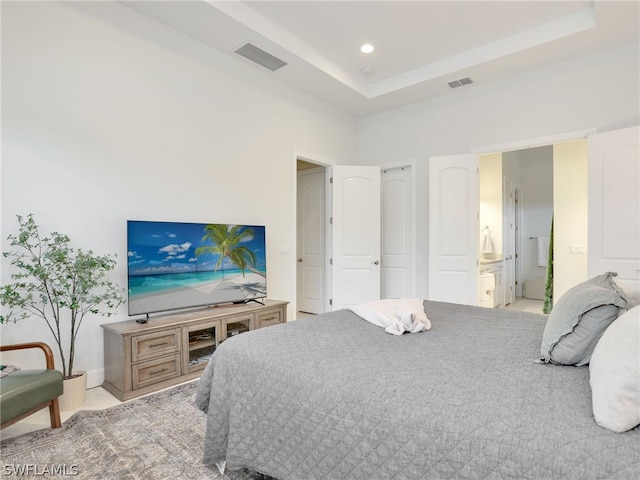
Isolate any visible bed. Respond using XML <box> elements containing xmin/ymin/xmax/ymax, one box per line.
<box><xmin>195</xmin><ymin>299</ymin><xmax>639</xmax><ymax>480</ymax></box>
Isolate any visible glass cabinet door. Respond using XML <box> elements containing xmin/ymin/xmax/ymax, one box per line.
<box><xmin>183</xmin><ymin>320</ymin><xmax>218</xmax><ymax>373</ymax></box>
<box><xmin>220</xmin><ymin>313</ymin><xmax>252</xmax><ymax>344</ymax></box>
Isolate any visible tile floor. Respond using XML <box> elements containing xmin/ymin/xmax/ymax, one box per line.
<box><xmin>504</xmin><ymin>297</ymin><xmax>546</xmax><ymax>314</ymax></box>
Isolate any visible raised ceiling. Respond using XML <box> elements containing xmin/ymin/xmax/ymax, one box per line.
<box><xmin>121</xmin><ymin>1</ymin><xmax>640</xmax><ymax>117</ymax></box>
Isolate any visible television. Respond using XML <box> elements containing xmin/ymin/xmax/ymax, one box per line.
<box><xmin>127</xmin><ymin>220</ymin><xmax>267</xmax><ymax>318</ymax></box>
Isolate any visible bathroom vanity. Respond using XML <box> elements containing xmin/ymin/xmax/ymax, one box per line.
<box><xmin>480</xmin><ymin>259</ymin><xmax>504</xmax><ymax>308</ymax></box>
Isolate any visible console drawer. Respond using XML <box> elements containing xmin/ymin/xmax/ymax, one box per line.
<box><xmin>255</xmin><ymin>308</ymin><xmax>284</xmax><ymax>329</ymax></box>
<box><xmin>132</xmin><ymin>354</ymin><xmax>181</xmax><ymax>389</ymax></box>
<box><xmin>132</xmin><ymin>329</ymin><xmax>180</xmax><ymax>362</ymax></box>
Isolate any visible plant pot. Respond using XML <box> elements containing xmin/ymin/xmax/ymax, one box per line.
<box><xmin>58</xmin><ymin>370</ymin><xmax>87</xmax><ymax>411</ymax></box>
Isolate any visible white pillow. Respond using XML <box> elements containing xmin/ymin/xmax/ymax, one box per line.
<box><xmin>589</xmin><ymin>306</ymin><xmax>640</xmax><ymax>432</ymax></box>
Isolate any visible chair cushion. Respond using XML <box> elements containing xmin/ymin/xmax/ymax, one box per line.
<box><xmin>0</xmin><ymin>369</ymin><xmax>63</xmax><ymax>425</ymax></box>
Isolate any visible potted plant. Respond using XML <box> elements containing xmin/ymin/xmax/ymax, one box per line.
<box><xmin>0</xmin><ymin>214</ymin><xmax>125</xmax><ymax>409</ymax></box>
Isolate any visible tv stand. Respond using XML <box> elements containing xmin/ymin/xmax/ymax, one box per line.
<box><xmin>101</xmin><ymin>299</ymin><xmax>288</xmax><ymax>401</ymax></box>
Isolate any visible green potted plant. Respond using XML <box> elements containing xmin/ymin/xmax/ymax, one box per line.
<box><xmin>0</xmin><ymin>214</ymin><xmax>125</xmax><ymax>410</ymax></box>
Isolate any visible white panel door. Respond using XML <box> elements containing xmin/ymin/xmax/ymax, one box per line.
<box><xmin>503</xmin><ymin>177</ymin><xmax>516</xmax><ymax>306</ymax></box>
<box><xmin>381</xmin><ymin>166</ymin><xmax>414</xmax><ymax>299</ymax></box>
<box><xmin>297</xmin><ymin>169</ymin><xmax>326</xmax><ymax>314</ymax></box>
<box><xmin>331</xmin><ymin>166</ymin><xmax>381</xmax><ymax>309</ymax></box>
<box><xmin>514</xmin><ymin>186</ymin><xmax>523</xmax><ymax>297</ymax></box>
<box><xmin>428</xmin><ymin>154</ymin><xmax>479</xmax><ymax>305</ymax></box>
<box><xmin>588</xmin><ymin>126</ymin><xmax>640</xmax><ymax>288</ymax></box>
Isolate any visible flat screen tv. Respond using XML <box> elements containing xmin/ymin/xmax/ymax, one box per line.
<box><xmin>127</xmin><ymin>220</ymin><xmax>267</xmax><ymax>318</ymax></box>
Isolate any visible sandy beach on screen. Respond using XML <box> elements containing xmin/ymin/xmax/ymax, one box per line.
<box><xmin>128</xmin><ymin>272</ymin><xmax>266</xmax><ymax>315</ymax></box>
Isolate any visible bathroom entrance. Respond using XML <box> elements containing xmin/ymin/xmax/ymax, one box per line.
<box><xmin>480</xmin><ymin>140</ymin><xmax>590</xmax><ymax>315</ymax></box>
<box><xmin>430</xmin><ymin>127</ymin><xmax>633</xmax><ymax>312</ymax></box>
<box><xmin>479</xmin><ymin>146</ymin><xmax>554</xmax><ymax>313</ymax></box>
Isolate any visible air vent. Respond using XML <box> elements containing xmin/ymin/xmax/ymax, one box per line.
<box><xmin>235</xmin><ymin>43</ymin><xmax>287</xmax><ymax>72</ymax></box>
<box><xmin>448</xmin><ymin>77</ymin><xmax>473</xmax><ymax>88</ymax></box>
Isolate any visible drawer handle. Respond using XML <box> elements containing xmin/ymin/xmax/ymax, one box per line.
<box><xmin>149</xmin><ymin>367</ymin><xmax>169</xmax><ymax>375</ymax></box>
<box><xmin>149</xmin><ymin>341</ymin><xmax>169</xmax><ymax>348</ymax></box>
<box><xmin>262</xmin><ymin>316</ymin><xmax>277</xmax><ymax>322</ymax></box>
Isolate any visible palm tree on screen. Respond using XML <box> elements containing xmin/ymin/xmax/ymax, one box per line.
<box><xmin>195</xmin><ymin>224</ymin><xmax>264</xmax><ymax>278</ymax></box>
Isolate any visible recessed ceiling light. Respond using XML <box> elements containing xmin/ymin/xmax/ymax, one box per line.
<box><xmin>360</xmin><ymin>44</ymin><xmax>374</xmax><ymax>54</ymax></box>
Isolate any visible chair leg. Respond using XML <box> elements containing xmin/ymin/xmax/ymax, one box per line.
<box><xmin>49</xmin><ymin>398</ymin><xmax>62</xmax><ymax>428</ymax></box>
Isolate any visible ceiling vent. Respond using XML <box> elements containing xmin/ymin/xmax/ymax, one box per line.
<box><xmin>235</xmin><ymin>43</ymin><xmax>287</xmax><ymax>72</ymax></box>
<box><xmin>448</xmin><ymin>77</ymin><xmax>473</xmax><ymax>88</ymax></box>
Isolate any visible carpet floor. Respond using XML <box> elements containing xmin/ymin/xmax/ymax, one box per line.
<box><xmin>0</xmin><ymin>381</ymin><xmax>274</xmax><ymax>479</ymax></box>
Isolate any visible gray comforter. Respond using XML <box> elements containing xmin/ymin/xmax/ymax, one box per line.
<box><xmin>195</xmin><ymin>301</ymin><xmax>639</xmax><ymax>479</ymax></box>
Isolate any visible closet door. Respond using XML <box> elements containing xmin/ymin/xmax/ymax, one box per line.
<box><xmin>381</xmin><ymin>165</ymin><xmax>415</xmax><ymax>299</ymax></box>
<box><xmin>428</xmin><ymin>154</ymin><xmax>479</xmax><ymax>305</ymax></box>
<box><xmin>588</xmin><ymin>126</ymin><xmax>640</xmax><ymax>288</ymax></box>
<box><xmin>330</xmin><ymin>166</ymin><xmax>381</xmax><ymax>309</ymax></box>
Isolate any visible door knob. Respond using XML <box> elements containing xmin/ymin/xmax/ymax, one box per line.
<box><xmin>297</xmin><ymin>258</ymin><xmax>303</xmax><ymax>263</ymax></box>
<box><xmin>372</xmin><ymin>260</ymin><xmax>380</xmax><ymax>265</ymax></box>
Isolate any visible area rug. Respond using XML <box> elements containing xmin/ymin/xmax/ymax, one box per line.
<box><xmin>0</xmin><ymin>381</ymin><xmax>275</xmax><ymax>480</ymax></box>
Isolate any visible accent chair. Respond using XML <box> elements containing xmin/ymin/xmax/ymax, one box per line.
<box><xmin>0</xmin><ymin>342</ymin><xmax>63</xmax><ymax>430</ymax></box>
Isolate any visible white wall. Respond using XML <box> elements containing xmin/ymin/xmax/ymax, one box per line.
<box><xmin>3</xmin><ymin>2</ymin><xmax>639</xmax><ymax>381</ymax></box>
<box><xmin>553</xmin><ymin>141</ymin><xmax>588</xmax><ymax>299</ymax></box>
<box><xmin>479</xmin><ymin>153</ymin><xmax>503</xmax><ymax>258</ymax></box>
<box><xmin>0</xmin><ymin>2</ymin><xmax>357</xmax><ymax>386</ymax></box>
<box><xmin>358</xmin><ymin>42</ymin><xmax>639</xmax><ymax>299</ymax></box>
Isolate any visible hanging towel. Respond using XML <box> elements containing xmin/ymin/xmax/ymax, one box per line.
<box><xmin>537</xmin><ymin>236</ymin><xmax>550</xmax><ymax>267</ymax></box>
<box><xmin>481</xmin><ymin>227</ymin><xmax>495</xmax><ymax>255</ymax></box>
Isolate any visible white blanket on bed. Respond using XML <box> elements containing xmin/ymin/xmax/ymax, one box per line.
<box><xmin>344</xmin><ymin>298</ymin><xmax>431</xmax><ymax>335</ymax></box>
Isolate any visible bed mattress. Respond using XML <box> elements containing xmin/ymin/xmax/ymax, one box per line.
<box><xmin>196</xmin><ymin>300</ymin><xmax>639</xmax><ymax>479</ymax></box>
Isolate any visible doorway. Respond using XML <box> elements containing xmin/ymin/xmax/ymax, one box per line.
<box><xmin>431</xmin><ymin>128</ymin><xmax>594</xmax><ymax>308</ymax></box>
<box><xmin>504</xmin><ymin>146</ymin><xmax>553</xmax><ymax>312</ymax></box>
<box><xmin>295</xmin><ymin>158</ymin><xmax>405</xmax><ymax>317</ymax></box>
<box><xmin>295</xmin><ymin>159</ymin><xmax>382</xmax><ymax>315</ymax></box>
<box><xmin>296</xmin><ymin>159</ymin><xmax>327</xmax><ymax>316</ymax></box>
<box><xmin>480</xmin><ymin>147</ymin><xmax>553</xmax><ymax>314</ymax></box>
<box><xmin>482</xmin><ymin>141</ymin><xmax>591</xmax><ymax>315</ymax></box>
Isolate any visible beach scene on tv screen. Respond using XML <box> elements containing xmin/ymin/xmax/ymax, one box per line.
<box><xmin>127</xmin><ymin>221</ymin><xmax>267</xmax><ymax>315</ymax></box>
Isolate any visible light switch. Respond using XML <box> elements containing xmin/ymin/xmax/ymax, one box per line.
<box><xmin>570</xmin><ymin>244</ymin><xmax>586</xmax><ymax>254</ymax></box>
